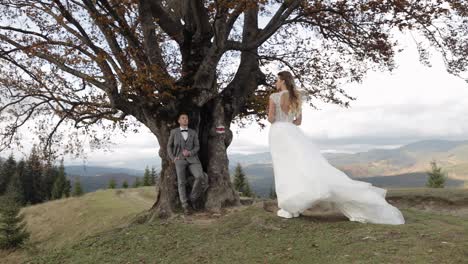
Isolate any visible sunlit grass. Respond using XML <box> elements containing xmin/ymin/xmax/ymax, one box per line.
<box><xmin>30</xmin><ymin>207</ymin><xmax>468</xmax><ymax>264</ymax></box>
<box><xmin>1</xmin><ymin>187</ymin><xmax>468</xmax><ymax>264</ymax></box>
<box><xmin>22</xmin><ymin>187</ymin><xmax>156</xmax><ymax>250</ymax></box>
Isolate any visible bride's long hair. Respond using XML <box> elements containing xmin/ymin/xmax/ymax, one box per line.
<box><xmin>277</xmin><ymin>71</ymin><xmax>301</xmax><ymax>114</ymax></box>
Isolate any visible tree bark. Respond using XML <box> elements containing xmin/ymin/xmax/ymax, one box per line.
<box><xmin>200</xmin><ymin>97</ymin><xmax>239</xmax><ymax>211</ymax></box>
<box><xmin>148</xmin><ymin>122</ymin><xmax>179</xmax><ymax>219</ymax></box>
<box><xmin>147</xmin><ymin>97</ymin><xmax>239</xmax><ymax>219</ymax></box>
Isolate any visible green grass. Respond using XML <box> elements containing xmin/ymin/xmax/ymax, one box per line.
<box><xmin>387</xmin><ymin>187</ymin><xmax>468</xmax><ymax>203</ymax></box>
<box><xmin>2</xmin><ymin>187</ymin><xmax>468</xmax><ymax>264</ymax></box>
<box><xmin>28</xmin><ymin>207</ymin><xmax>468</xmax><ymax>264</ymax></box>
<box><xmin>21</xmin><ymin>187</ymin><xmax>156</xmax><ymax>250</ymax></box>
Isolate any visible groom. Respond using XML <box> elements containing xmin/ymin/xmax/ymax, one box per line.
<box><xmin>167</xmin><ymin>112</ymin><xmax>207</xmax><ymax>215</ymax></box>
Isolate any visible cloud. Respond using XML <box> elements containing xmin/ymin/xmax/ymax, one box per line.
<box><xmin>66</xmin><ymin>42</ymin><xmax>468</xmax><ymax>164</ymax></box>
<box><xmin>3</xmin><ymin>32</ymin><xmax>467</xmax><ymax>167</ymax></box>
<box><xmin>225</xmin><ymin>33</ymin><xmax>468</xmax><ymax>154</ymax></box>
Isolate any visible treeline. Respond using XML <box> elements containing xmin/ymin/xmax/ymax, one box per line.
<box><xmin>108</xmin><ymin>166</ymin><xmax>158</xmax><ymax>189</ymax></box>
<box><xmin>232</xmin><ymin>163</ymin><xmax>277</xmax><ymax>199</ymax></box>
<box><xmin>0</xmin><ymin>147</ymin><xmax>82</xmax><ymax>206</ymax></box>
<box><xmin>232</xmin><ymin>163</ymin><xmax>255</xmax><ymax>198</ymax></box>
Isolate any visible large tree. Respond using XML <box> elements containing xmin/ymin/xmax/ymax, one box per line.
<box><xmin>0</xmin><ymin>1</ymin><xmax>467</xmax><ymax>218</ymax></box>
<box><xmin>0</xmin><ymin>154</ymin><xmax>16</xmax><ymax>196</ymax></box>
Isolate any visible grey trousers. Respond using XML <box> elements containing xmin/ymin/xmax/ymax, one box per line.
<box><xmin>174</xmin><ymin>159</ymin><xmax>206</xmax><ymax>207</ymax></box>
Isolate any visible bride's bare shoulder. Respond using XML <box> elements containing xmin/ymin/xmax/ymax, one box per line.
<box><xmin>270</xmin><ymin>91</ymin><xmax>286</xmax><ymax>97</ymax></box>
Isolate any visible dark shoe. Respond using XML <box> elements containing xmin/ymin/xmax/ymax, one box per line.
<box><xmin>182</xmin><ymin>205</ymin><xmax>193</xmax><ymax>215</ymax></box>
<box><xmin>191</xmin><ymin>200</ymin><xmax>201</xmax><ymax>211</ymax></box>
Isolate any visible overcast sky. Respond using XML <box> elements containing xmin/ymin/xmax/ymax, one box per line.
<box><xmin>53</xmin><ymin>31</ymin><xmax>468</xmax><ymax>169</ymax></box>
<box><xmin>2</xmin><ymin>24</ymin><xmax>467</xmax><ymax>169</ymax></box>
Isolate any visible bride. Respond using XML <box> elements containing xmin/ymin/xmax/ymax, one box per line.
<box><xmin>267</xmin><ymin>71</ymin><xmax>405</xmax><ymax>225</ymax></box>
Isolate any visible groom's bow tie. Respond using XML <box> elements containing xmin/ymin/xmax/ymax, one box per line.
<box><xmin>181</xmin><ymin>129</ymin><xmax>188</xmax><ymax>132</ymax></box>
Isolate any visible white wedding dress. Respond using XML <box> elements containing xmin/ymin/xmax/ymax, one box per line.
<box><xmin>268</xmin><ymin>90</ymin><xmax>405</xmax><ymax>225</ymax></box>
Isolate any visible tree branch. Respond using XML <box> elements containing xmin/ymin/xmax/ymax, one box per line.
<box><xmin>148</xmin><ymin>0</ymin><xmax>184</xmax><ymax>44</ymax></box>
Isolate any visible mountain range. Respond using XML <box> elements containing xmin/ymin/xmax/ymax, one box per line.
<box><xmin>324</xmin><ymin>139</ymin><xmax>468</xmax><ymax>180</ymax></box>
<box><xmin>236</xmin><ymin>139</ymin><xmax>468</xmax><ymax>196</ymax></box>
<box><xmin>55</xmin><ymin>139</ymin><xmax>468</xmax><ymax>195</ymax></box>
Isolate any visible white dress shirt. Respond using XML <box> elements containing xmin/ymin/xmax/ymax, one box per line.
<box><xmin>180</xmin><ymin>127</ymin><xmax>188</xmax><ymax>140</ymax></box>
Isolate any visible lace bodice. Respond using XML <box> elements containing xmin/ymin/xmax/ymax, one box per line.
<box><xmin>269</xmin><ymin>90</ymin><xmax>300</xmax><ymax>123</ymax></box>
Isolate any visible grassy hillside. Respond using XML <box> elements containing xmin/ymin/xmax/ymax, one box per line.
<box><xmin>2</xmin><ymin>187</ymin><xmax>468</xmax><ymax>264</ymax></box>
<box><xmin>23</xmin><ymin>187</ymin><xmax>155</xmax><ymax>250</ymax></box>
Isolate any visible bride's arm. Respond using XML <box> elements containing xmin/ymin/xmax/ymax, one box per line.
<box><xmin>293</xmin><ymin>94</ymin><xmax>302</xmax><ymax>125</ymax></box>
<box><xmin>293</xmin><ymin>108</ymin><xmax>302</xmax><ymax>125</ymax></box>
<box><xmin>293</xmin><ymin>113</ymin><xmax>302</xmax><ymax>125</ymax></box>
<box><xmin>267</xmin><ymin>96</ymin><xmax>275</xmax><ymax>123</ymax></box>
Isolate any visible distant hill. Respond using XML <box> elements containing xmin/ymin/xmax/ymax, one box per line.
<box><xmin>4</xmin><ymin>139</ymin><xmax>466</xmax><ymax>195</ymax></box>
<box><xmin>238</xmin><ymin>163</ymin><xmax>465</xmax><ymax>197</ymax></box>
<box><xmin>225</xmin><ymin>139</ymin><xmax>468</xmax><ymax>197</ymax></box>
<box><xmin>400</xmin><ymin>139</ymin><xmax>468</xmax><ymax>153</ymax></box>
<box><xmin>68</xmin><ymin>162</ymin><xmax>464</xmax><ymax>197</ymax></box>
<box><xmin>62</xmin><ymin>139</ymin><xmax>468</xmax><ymax>195</ymax></box>
<box><xmin>226</xmin><ymin>140</ymin><xmax>468</xmax><ymax>177</ymax></box>
<box><xmin>64</xmin><ymin>166</ymin><xmax>147</xmax><ymax>193</ymax></box>
<box><xmin>324</xmin><ymin>139</ymin><xmax>468</xmax><ymax>180</ymax></box>
<box><xmin>67</xmin><ymin>174</ymin><xmax>145</xmax><ymax>193</ymax></box>
<box><xmin>228</xmin><ymin>152</ymin><xmax>272</xmax><ymax>167</ymax></box>
<box><xmin>355</xmin><ymin>172</ymin><xmax>464</xmax><ymax>189</ymax></box>
<box><xmin>65</xmin><ymin>165</ymin><xmax>144</xmax><ymax>177</ymax></box>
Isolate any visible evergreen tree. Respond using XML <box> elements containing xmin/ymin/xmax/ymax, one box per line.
<box><xmin>0</xmin><ymin>195</ymin><xmax>30</xmax><ymax>249</ymax></box>
<box><xmin>40</xmin><ymin>161</ymin><xmax>57</xmax><ymax>201</ymax></box>
<box><xmin>143</xmin><ymin>166</ymin><xmax>151</xmax><ymax>186</ymax></box>
<box><xmin>108</xmin><ymin>178</ymin><xmax>116</xmax><ymax>189</ymax></box>
<box><xmin>426</xmin><ymin>160</ymin><xmax>447</xmax><ymax>188</ymax></box>
<box><xmin>132</xmin><ymin>177</ymin><xmax>141</xmax><ymax>188</ymax></box>
<box><xmin>4</xmin><ymin>173</ymin><xmax>25</xmax><ymax>206</ymax></box>
<box><xmin>51</xmin><ymin>160</ymin><xmax>67</xmax><ymax>199</ymax></box>
<box><xmin>243</xmin><ymin>181</ymin><xmax>254</xmax><ymax>197</ymax></box>
<box><xmin>51</xmin><ymin>176</ymin><xmax>64</xmax><ymax>199</ymax></box>
<box><xmin>122</xmin><ymin>180</ymin><xmax>129</xmax><ymax>189</ymax></box>
<box><xmin>233</xmin><ymin>163</ymin><xmax>245</xmax><ymax>192</ymax></box>
<box><xmin>0</xmin><ymin>154</ymin><xmax>16</xmax><ymax>196</ymax></box>
<box><xmin>232</xmin><ymin>163</ymin><xmax>254</xmax><ymax>197</ymax></box>
<box><xmin>15</xmin><ymin>160</ymin><xmax>27</xmax><ymax>205</ymax></box>
<box><xmin>269</xmin><ymin>186</ymin><xmax>277</xmax><ymax>200</ymax></box>
<box><xmin>63</xmin><ymin>179</ymin><xmax>72</xmax><ymax>198</ymax></box>
<box><xmin>24</xmin><ymin>146</ymin><xmax>43</xmax><ymax>204</ymax></box>
<box><xmin>72</xmin><ymin>179</ymin><xmax>83</xmax><ymax>196</ymax></box>
<box><xmin>150</xmin><ymin>166</ymin><xmax>158</xmax><ymax>185</ymax></box>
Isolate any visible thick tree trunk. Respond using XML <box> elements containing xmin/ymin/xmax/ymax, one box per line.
<box><xmin>147</xmin><ymin>97</ymin><xmax>239</xmax><ymax>219</ymax></box>
<box><xmin>148</xmin><ymin>123</ymin><xmax>179</xmax><ymax>219</ymax></box>
<box><xmin>199</xmin><ymin>97</ymin><xmax>240</xmax><ymax>211</ymax></box>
